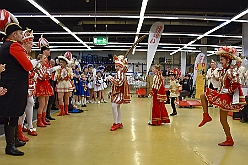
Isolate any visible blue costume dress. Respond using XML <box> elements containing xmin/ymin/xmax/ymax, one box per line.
<box><xmin>81</xmin><ymin>80</ymin><xmax>89</xmax><ymax>97</ymax></box>
<box><xmin>73</xmin><ymin>70</ymin><xmax>82</xmax><ymax>96</ymax></box>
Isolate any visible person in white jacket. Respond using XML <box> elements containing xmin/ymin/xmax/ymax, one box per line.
<box><xmin>206</xmin><ymin>60</ymin><xmax>220</xmax><ymax>91</ymax></box>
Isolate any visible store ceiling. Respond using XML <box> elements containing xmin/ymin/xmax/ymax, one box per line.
<box><xmin>1</xmin><ymin>0</ymin><xmax>248</xmax><ymax>55</ymax></box>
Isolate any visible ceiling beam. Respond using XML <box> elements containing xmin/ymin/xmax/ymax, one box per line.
<box><xmin>27</xmin><ymin>0</ymin><xmax>91</xmax><ymax>49</ymax></box>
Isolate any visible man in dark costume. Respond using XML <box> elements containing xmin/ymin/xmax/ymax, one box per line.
<box><xmin>0</xmin><ymin>23</ymin><xmax>33</xmax><ymax>156</ymax></box>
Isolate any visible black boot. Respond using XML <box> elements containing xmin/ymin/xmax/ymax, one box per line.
<box><xmin>14</xmin><ymin>126</ymin><xmax>26</xmax><ymax>147</ymax></box>
<box><xmin>46</xmin><ymin>104</ymin><xmax>55</xmax><ymax>120</ymax></box>
<box><xmin>4</xmin><ymin>125</ymin><xmax>24</xmax><ymax>156</ymax></box>
<box><xmin>170</xmin><ymin>112</ymin><xmax>177</xmax><ymax>116</ymax></box>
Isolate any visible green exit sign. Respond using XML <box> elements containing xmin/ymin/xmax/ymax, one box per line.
<box><xmin>93</xmin><ymin>36</ymin><xmax>108</xmax><ymax>45</ymax></box>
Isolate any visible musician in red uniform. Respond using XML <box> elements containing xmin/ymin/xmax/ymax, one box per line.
<box><xmin>38</xmin><ymin>35</ymin><xmax>56</xmax><ymax>122</ymax></box>
<box><xmin>0</xmin><ymin>22</ymin><xmax>33</xmax><ymax>156</ymax></box>
<box><xmin>149</xmin><ymin>64</ymin><xmax>170</xmax><ymax>126</ymax></box>
<box><xmin>17</xmin><ymin>28</ymin><xmax>38</xmax><ymax>142</ymax></box>
<box><xmin>108</xmin><ymin>55</ymin><xmax>131</xmax><ymax>131</ymax></box>
<box><xmin>198</xmin><ymin>46</ymin><xmax>246</xmax><ymax>146</ymax></box>
<box><xmin>35</xmin><ymin>54</ymin><xmax>54</xmax><ymax>127</ymax></box>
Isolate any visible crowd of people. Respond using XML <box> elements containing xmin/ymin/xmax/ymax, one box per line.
<box><xmin>0</xmin><ymin>9</ymin><xmax>126</xmax><ymax>156</ymax></box>
<box><xmin>1</xmin><ymin>9</ymin><xmax>248</xmax><ymax>157</ymax></box>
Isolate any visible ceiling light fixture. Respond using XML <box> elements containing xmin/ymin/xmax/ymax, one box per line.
<box><xmin>170</xmin><ymin>7</ymin><xmax>248</xmax><ymax>55</ymax></box>
<box><xmin>27</xmin><ymin>0</ymin><xmax>91</xmax><ymax>49</ymax></box>
<box><xmin>132</xmin><ymin>0</ymin><xmax>149</xmax><ymax>54</ymax></box>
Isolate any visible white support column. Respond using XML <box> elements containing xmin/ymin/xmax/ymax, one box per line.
<box><xmin>181</xmin><ymin>51</ymin><xmax>186</xmax><ymax>76</ymax></box>
<box><xmin>242</xmin><ymin>14</ymin><xmax>248</xmax><ymax>57</ymax></box>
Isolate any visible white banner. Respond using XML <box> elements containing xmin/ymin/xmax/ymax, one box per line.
<box><xmin>146</xmin><ymin>22</ymin><xmax>164</xmax><ymax>76</ymax></box>
<box><xmin>193</xmin><ymin>53</ymin><xmax>205</xmax><ymax>86</ymax></box>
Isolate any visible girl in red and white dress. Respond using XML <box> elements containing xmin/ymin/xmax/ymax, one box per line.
<box><xmin>108</xmin><ymin>55</ymin><xmax>131</xmax><ymax>131</ymax></box>
<box><xmin>17</xmin><ymin>29</ymin><xmax>38</xmax><ymax>142</ymax></box>
<box><xmin>55</xmin><ymin>55</ymin><xmax>74</xmax><ymax>116</ymax></box>
<box><xmin>35</xmin><ymin>54</ymin><xmax>54</xmax><ymax>127</ymax></box>
<box><xmin>149</xmin><ymin>64</ymin><xmax>170</xmax><ymax>126</ymax></box>
<box><xmin>199</xmin><ymin>46</ymin><xmax>246</xmax><ymax>146</ymax></box>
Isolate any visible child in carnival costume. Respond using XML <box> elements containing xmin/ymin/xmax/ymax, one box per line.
<box><xmin>108</xmin><ymin>55</ymin><xmax>131</xmax><ymax>131</ymax></box>
<box><xmin>87</xmin><ymin>64</ymin><xmax>95</xmax><ymax>103</ymax></box>
<box><xmin>55</xmin><ymin>54</ymin><xmax>74</xmax><ymax>116</ymax></box>
<box><xmin>98</xmin><ymin>65</ymin><xmax>108</xmax><ymax>103</ymax></box>
<box><xmin>198</xmin><ymin>46</ymin><xmax>246</xmax><ymax>146</ymax></box>
<box><xmin>149</xmin><ymin>64</ymin><xmax>170</xmax><ymax>126</ymax></box>
<box><xmin>35</xmin><ymin>54</ymin><xmax>54</xmax><ymax>127</ymax></box>
<box><xmin>81</xmin><ymin>74</ymin><xmax>89</xmax><ymax>107</ymax></box>
<box><xmin>94</xmin><ymin>70</ymin><xmax>104</xmax><ymax>104</ymax></box>
<box><xmin>73</xmin><ymin>64</ymin><xmax>82</xmax><ymax>105</ymax></box>
<box><xmin>169</xmin><ymin>70</ymin><xmax>179</xmax><ymax>116</ymax></box>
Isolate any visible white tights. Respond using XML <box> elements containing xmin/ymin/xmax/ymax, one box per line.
<box><xmin>112</xmin><ymin>103</ymin><xmax>121</xmax><ymax>124</ymax></box>
<box><xmin>19</xmin><ymin>96</ymin><xmax>34</xmax><ymax>129</ymax></box>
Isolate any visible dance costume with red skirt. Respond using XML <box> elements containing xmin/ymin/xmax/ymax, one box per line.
<box><xmin>35</xmin><ymin>64</ymin><xmax>54</xmax><ymax>97</ymax></box>
<box><xmin>205</xmin><ymin>67</ymin><xmax>246</xmax><ymax>111</ymax></box>
<box><xmin>150</xmin><ymin>72</ymin><xmax>170</xmax><ymax>125</ymax></box>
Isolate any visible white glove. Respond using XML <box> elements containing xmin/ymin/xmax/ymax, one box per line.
<box><xmin>48</xmin><ymin>66</ymin><xmax>61</xmax><ymax>73</ymax></box>
<box><xmin>35</xmin><ymin>62</ymin><xmax>42</xmax><ymax>69</ymax></box>
<box><xmin>30</xmin><ymin>59</ymin><xmax>38</xmax><ymax>68</ymax></box>
<box><xmin>107</xmin><ymin>75</ymin><xmax>113</xmax><ymax>80</ymax></box>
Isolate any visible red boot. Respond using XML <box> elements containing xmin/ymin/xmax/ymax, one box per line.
<box><xmin>110</xmin><ymin>123</ymin><xmax>118</xmax><ymax>131</ymax></box>
<box><xmin>117</xmin><ymin>123</ymin><xmax>123</xmax><ymax>129</ymax></box>
<box><xmin>57</xmin><ymin>105</ymin><xmax>65</xmax><ymax>116</ymax></box>
<box><xmin>64</xmin><ymin>105</ymin><xmax>70</xmax><ymax>115</ymax></box>
<box><xmin>198</xmin><ymin>113</ymin><xmax>212</xmax><ymax>127</ymax></box>
<box><xmin>37</xmin><ymin>114</ymin><xmax>46</xmax><ymax>127</ymax></box>
<box><xmin>42</xmin><ymin>112</ymin><xmax>51</xmax><ymax>125</ymax></box>
<box><xmin>218</xmin><ymin>137</ymin><xmax>234</xmax><ymax>146</ymax></box>
<box><xmin>18</xmin><ymin>125</ymin><xmax>29</xmax><ymax>142</ymax></box>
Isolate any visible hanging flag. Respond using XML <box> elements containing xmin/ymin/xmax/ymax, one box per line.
<box><xmin>193</xmin><ymin>52</ymin><xmax>205</xmax><ymax>86</ymax></box>
<box><xmin>146</xmin><ymin>22</ymin><xmax>164</xmax><ymax>76</ymax></box>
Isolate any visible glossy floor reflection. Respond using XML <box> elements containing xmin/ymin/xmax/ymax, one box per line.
<box><xmin>0</xmin><ymin>97</ymin><xmax>248</xmax><ymax>165</ymax></box>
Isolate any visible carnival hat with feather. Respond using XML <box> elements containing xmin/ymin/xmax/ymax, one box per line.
<box><xmin>0</xmin><ymin>9</ymin><xmax>21</xmax><ymax>41</ymax></box>
<box><xmin>0</xmin><ymin>9</ymin><xmax>19</xmax><ymax>31</ymax></box>
<box><xmin>216</xmin><ymin>46</ymin><xmax>239</xmax><ymax>60</ymax></box>
<box><xmin>38</xmin><ymin>35</ymin><xmax>50</xmax><ymax>53</ymax></box>
<box><xmin>58</xmin><ymin>52</ymin><xmax>72</xmax><ymax>64</ymax></box>
<box><xmin>22</xmin><ymin>28</ymin><xmax>34</xmax><ymax>43</ymax></box>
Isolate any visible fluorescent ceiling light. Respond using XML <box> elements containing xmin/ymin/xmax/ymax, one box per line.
<box><xmin>27</xmin><ymin>0</ymin><xmax>91</xmax><ymax>49</ymax></box>
<box><xmin>170</xmin><ymin>7</ymin><xmax>248</xmax><ymax>55</ymax></box>
<box><xmin>132</xmin><ymin>0</ymin><xmax>149</xmax><ymax>54</ymax></box>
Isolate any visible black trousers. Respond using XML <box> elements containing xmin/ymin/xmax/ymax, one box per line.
<box><xmin>170</xmin><ymin>97</ymin><xmax>177</xmax><ymax>113</ymax></box>
<box><xmin>0</xmin><ymin>116</ymin><xmax>18</xmax><ymax>126</ymax></box>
